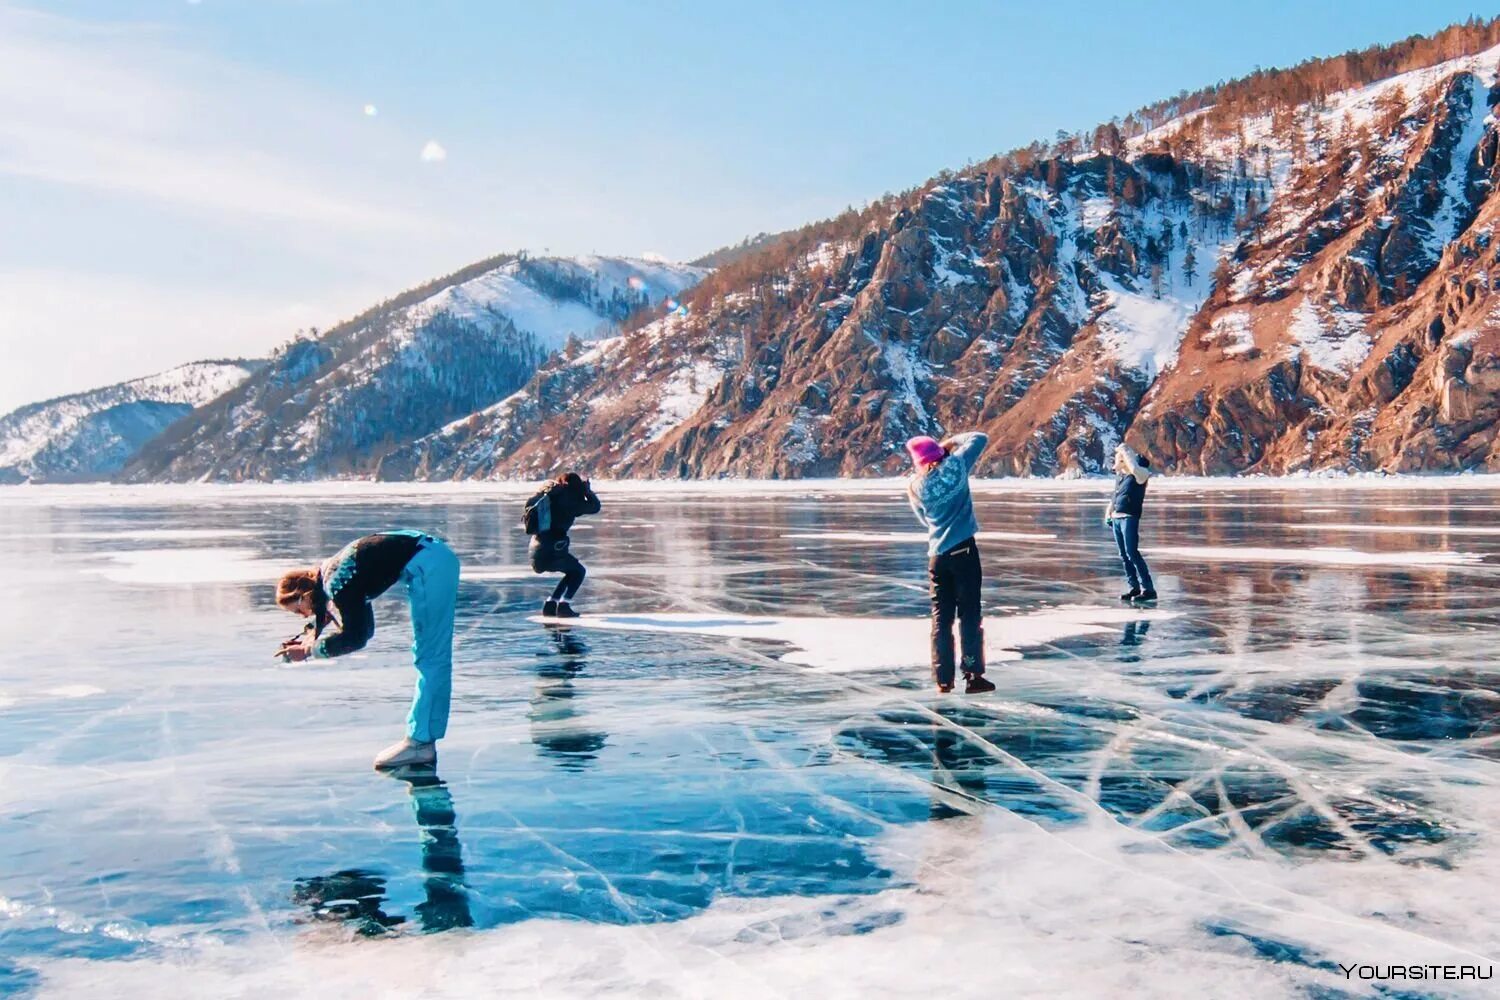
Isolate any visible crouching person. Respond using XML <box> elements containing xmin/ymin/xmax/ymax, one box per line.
<box><xmin>276</xmin><ymin>530</ymin><xmax>461</xmax><ymax>770</ymax></box>
<box><xmin>525</xmin><ymin>472</ymin><xmax>601</xmax><ymax>618</ymax></box>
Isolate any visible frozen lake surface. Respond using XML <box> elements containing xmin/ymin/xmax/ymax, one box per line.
<box><xmin>2</xmin><ymin>479</ymin><xmax>1499</xmax><ymax>997</ymax></box>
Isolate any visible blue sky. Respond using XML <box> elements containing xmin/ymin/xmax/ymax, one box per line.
<box><xmin>0</xmin><ymin>1</ymin><xmax>1491</xmax><ymax>411</ymax></box>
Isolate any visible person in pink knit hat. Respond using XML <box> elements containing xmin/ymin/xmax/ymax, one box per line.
<box><xmin>904</xmin><ymin>431</ymin><xmax>994</xmax><ymax>695</ymax></box>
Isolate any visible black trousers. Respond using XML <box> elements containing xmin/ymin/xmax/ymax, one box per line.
<box><xmin>929</xmin><ymin>537</ymin><xmax>984</xmax><ymax>687</ymax></box>
<box><xmin>530</xmin><ymin>539</ymin><xmax>587</xmax><ymax>601</ymax></box>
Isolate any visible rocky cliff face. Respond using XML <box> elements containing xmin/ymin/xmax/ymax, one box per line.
<box><xmin>122</xmin><ymin>255</ymin><xmax>704</xmax><ymax>481</ymax></box>
<box><xmin>1134</xmin><ymin>67</ymin><xmax>1500</xmax><ymax>474</ymax></box>
<box><xmin>0</xmin><ymin>361</ymin><xmax>264</xmax><ymax>483</ymax></box>
<box><xmin>381</xmin><ymin>46</ymin><xmax>1500</xmax><ymax>481</ymax></box>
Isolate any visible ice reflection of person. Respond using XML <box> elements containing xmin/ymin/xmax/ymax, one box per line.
<box><xmin>275</xmin><ymin>530</ymin><xmax>461</xmax><ymax>770</ymax></box>
<box><xmin>905</xmin><ymin>433</ymin><xmax>996</xmax><ymax>696</ymax></box>
<box><xmin>400</xmin><ymin>769</ymin><xmax>474</xmax><ymax>932</ymax></box>
<box><xmin>529</xmin><ymin>627</ymin><xmax>607</xmax><ymax>768</ymax></box>
<box><xmin>1105</xmin><ymin>445</ymin><xmax>1157</xmax><ymax>604</ymax></box>
<box><xmin>293</xmin><ymin>770</ymin><xmax>473</xmax><ymax>935</ymax></box>
<box><xmin>525</xmin><ymin>473</ymin><xmax>602</xmax><ymax>619</ymax></box>
<box><xmin>292</xmin><ymin>868</ymin><xmax>404</xmax><ymax>937</ymax></box>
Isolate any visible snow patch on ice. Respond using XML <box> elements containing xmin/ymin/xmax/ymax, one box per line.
<box><xmin>85</xmin><ymin>548</ymin><xmax>289</xmax><ymax>585</ymax></box>
<box><xmin>1148</xmin><ymin>545</ymin><xmax>1484</xmax><ymax>568</ymax></box>
<box><xmin>1290</xmin><ymin>522</ymin><xmax>1500</xmax><ymax>536</ymax></box>
<box><xmin>24</xmin><ymin>529</ymin><xmax>255</xmax><ymax>541</ymax></box>
<box><xmin>544</xmin><ymin>607</ymin><xmax>1173</xmax><ymax>672</ymax></box>
<box><xmin>783</xmin><ymin>530</ymin><xmax>1058</xmax><ymax>543</ymax></box>
<box><xmin>43</xmin><ymin>685</ymin><xmax>105</xmax><ymax>699</ymax></box>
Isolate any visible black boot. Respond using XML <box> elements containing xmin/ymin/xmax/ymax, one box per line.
<box><xmin>553</xmin><ymin>601</ymin><xmax>581</xmax><ymax>619</ymax></box>
<box><xmin>542</xmin><ymin>599</ymin><xmax>558</xmax><ymax>617</ymax></box>
<box><xmin>1120</xmin><ymin>588</ymin><xmax>1141</xmax><ymax>602</ymax></box>
<box><xmin>964</xmin><ymin>673</ymin><xmax>995</xmax><ymax>694</ymax></box>
<box><xmin>1135</xmin><ymin>590</ymin><xmax>1158</xmax><ymax>603</ymax></box>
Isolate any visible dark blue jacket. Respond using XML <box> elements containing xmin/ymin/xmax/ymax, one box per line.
<box><xmin>1110</xmin><ymin>453</ymin><xmax>1151</xmax><ymax>517</ymax></box>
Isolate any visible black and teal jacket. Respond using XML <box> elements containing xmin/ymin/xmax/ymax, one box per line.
<box><xmin>312</xmin><ymin>530</ymin><xmax>429</xmax><ymax>658</ymax></box>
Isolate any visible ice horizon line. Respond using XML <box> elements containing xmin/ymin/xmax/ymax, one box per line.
<box><xmin>3</xmin><ymin>469</ymin><xmax>1500</xmax><ymax>502</ymax></box>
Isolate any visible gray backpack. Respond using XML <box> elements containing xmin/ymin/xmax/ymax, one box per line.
<box><xmin>522</xmin><ymin>488</ymin><xmax>552</xmax><ymax>536</ymax></box>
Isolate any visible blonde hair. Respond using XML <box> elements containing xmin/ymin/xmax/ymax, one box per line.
<box><xmin>276</xmin><ymin>567</ymin><xmax>319</xmax><ymax>608</ymax></box>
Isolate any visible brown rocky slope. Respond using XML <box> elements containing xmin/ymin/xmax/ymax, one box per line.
<box><xmin>381</xmin><ymin>42</ymin><xmax>1500</xmax><ymax>481</ymax></box>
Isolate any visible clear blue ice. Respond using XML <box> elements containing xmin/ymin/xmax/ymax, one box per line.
<box><xmin>2</xmin><ymin>482</ymin><xmax>1498</xmax><ymax>997</ymax></box>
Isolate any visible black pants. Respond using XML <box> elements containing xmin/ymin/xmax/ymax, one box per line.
<box><xmin>530</xmin><ymin>539</ymin><xmax>586</xmax><ymax>601</ymax></box>
<box><xmin>929</xmin><ymin>538</ymin><xmax>984</xmax><ymax>687</ymax></box>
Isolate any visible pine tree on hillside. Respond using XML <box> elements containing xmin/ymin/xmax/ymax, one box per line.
<box><xmin>1182</xmin><ymin>243</ymin><xmax>1198</xmax><ymax>286</ymax></box>
<box><xmin>1376</xmin><ymin>85</ymin><xmax>1407</xmax><ymax>133</ymax></box>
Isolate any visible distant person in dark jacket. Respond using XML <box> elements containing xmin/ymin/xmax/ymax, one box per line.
<box><xmin>527</xmin><ymin>472</ymin><xmax>602</xmax><ymax>618</ymax></box>
<box><xmin>275</xmin><ymin>530</ymin><xmax>462</xmax><ymax>770</ymax></box>
<box><xmin>905</xmin><ymin>432</ymin><xmax>995</xmax><ymax>696</ymax></box>
<box><xmin>1106</xmin><ymin>445</ymin><xmax>1156</xmax><ymax>603</ymax></box>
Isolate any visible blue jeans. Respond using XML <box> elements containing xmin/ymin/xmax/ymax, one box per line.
<box><xmin>401</xmin><ymin>539</ymin><xmax>461</xmax><ymax>742</ymax></box>
<box><xmin>1111</xmin><ymin>516</ymin><xmax>1154</xmax><ymax>592</ymax></box>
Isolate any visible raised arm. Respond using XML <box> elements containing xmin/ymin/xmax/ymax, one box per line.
<box><xmin>906</xmin><ymin>480</ymin><xmax>930</xmax><ymax>528</ymax></box>
<box><xmin>579</xmin><ymin>483</ymin><xmax>601</xmax><ymax>516</ymax></box>
<box><xmin>942</xmin><ymin>432</ymin><xmax>990</xmax><ymax>473</ymax></box>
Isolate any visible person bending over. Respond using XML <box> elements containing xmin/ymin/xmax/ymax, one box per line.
<box><xmin>1106</xmin><ymin>445</ymin><xmax>1157</xmax><ymax>603</ymax></box>
<box><xmin>525</xmin><ymin>472</ymin><xmax>601</xmax><ymax>618</ymax></box>
<box><xmin>276</xmin><ymin>529</ymin><xmax>461</xmax><ymax>770</ymax></box>
<box><xmin>905</xmin><ymin>432</ymin><xmax>996</xmax><ymax>695</ymax></box>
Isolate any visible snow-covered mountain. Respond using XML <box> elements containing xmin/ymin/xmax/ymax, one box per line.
<box><xmin>0</xmin><ymin>361</ymin><xmax>264</xmax><ymax>483</ymax></box>
<box><xmin>379</xmin><ymin>25</ymin><xmax>1500</xmax><ymax>479</ymax></box>
<box><xmin>122</xmin><ymin>254</ymin><xmax>705</xmax><ymax>481</ymax></box>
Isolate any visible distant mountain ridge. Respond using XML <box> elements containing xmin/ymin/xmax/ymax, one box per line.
<box><xmin>378</xmin><ymin>23</ymin><xmax>1500</xmax><ymax>480</ymax></box>
<box><xmin>120</xmin><ymin>254</ymin><xmax>705</xmax><ymax>481</ymax></box>
<box><xmin>0</xmin><ymin>360</ymin><xmax>264</xmax><ymax>483</ymax></box>
<box><xmin>23</xmin><ymin>18</ymin><xmax>1500</xmax><ymax>483</ymax></box>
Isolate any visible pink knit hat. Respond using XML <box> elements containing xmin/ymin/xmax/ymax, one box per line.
<box><xmin>906</xmin><ymin>436</ymin><xmax>945</xmax><ymax>467</ymax></box>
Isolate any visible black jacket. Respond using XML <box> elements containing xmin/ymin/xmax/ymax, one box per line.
<box><xmin>533</xmin><ymin>483</ymin><xmax>601</xmax><ymax>547</ymax></box>
<box><xmin>313</xmin><ymin>530</ymin><xmax>428</xmax><ymax>657</ymax></box>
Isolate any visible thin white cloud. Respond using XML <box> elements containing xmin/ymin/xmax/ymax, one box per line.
<box><xmin>420</xmin><ymin>139</ymin><xmax>447</xmax><ymax>162</ymax></box>
<box><xmin>0</xmin><ymin>4</ymin><xmax>433</xmax><ymax>233</ymax></box>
